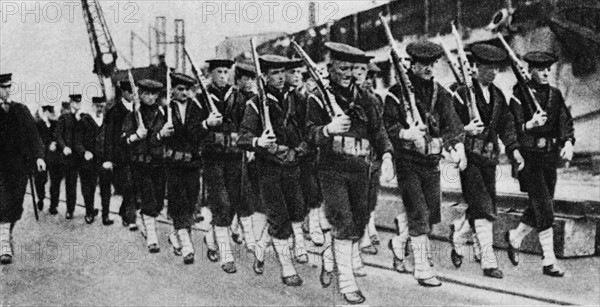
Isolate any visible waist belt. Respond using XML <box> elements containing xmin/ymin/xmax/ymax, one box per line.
<box><xmin>213</xmin><ymin>132</ymin><xmax>241</xmax><ymax>153</ymax></box>
<box><xmin>399</xmin><ymin>137</ymin><xmax>443</xmax><ymax>156</ymax></box>
<box><xmin>332</xmin><ymin>136</ymin><xmax>371</xmax><ymax>158</ymax></box>
<box><xmin>131</xmin><ymin>154</ymin><xmax>154</xmax><ymax>163</ymax></box>
<box><xmin>163</xmin><ymin>148</ymin><xmax>198</xmax><ymax>162</ymax></box>
<box><xmin>531</xmin><ymin>137</ymin><xmax>558</xmax><ymax>152</ymax></box>
<box><xmin>465</xmin><ymin>136</ymin><xmax>497</xmax><ymax>159</ymax></box>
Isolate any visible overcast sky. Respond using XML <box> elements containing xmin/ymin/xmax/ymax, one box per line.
<box><xmin>0</xmin><ymin>0</ymin><xmax>388</xmax><ymax>106</ymax></box>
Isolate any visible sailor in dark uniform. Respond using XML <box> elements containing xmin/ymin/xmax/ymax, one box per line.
<box><xmin>506</xmin><ymin>51</ymin><xmax>574</xmax><ymax>277</ymax></box>
<box><xmin>122</xmin><ymin>79</ymin><xmax>165</xmax><ymax>253</ymax></box>
<box><xmin>77</xmin><ymin>96</ymin><xmax>113</xmax><ymax>225</ymax></box>
<box><xmin>450</xmin><ymin>44</ymin><xmax>522</xmax><ymax>278</ymax></box>
<box><xmin>306</xmin><ymin>43</ymin><xmax>395</xmax><ymax>304</ymax></box>
<box><xmin>54</xmin><ymin>94</ymin><xmax>84</xmax><ymax>219</ymax></box>
<box><xmin>0</xmin><ymin>73</ymin><xmax>46</xmax><ymax>265</ymax></box>
<box><xmin>383</xmin><ymin>41</ymin><xmax>465</xmax><ymax>287</ymax></box>
<box><xmin>34</xmin><ymin>103</ymin><xmax>58</xmax><ymax>211</ymax></box>
<box><xmin>238</xmin><ymin>54</ymin><xmax>309</xmax><ymax>286</ymax></box>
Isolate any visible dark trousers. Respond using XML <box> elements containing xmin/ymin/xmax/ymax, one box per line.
<box><xmin>395</xmin><ymin>160</ymin><xmax>441</xmax><ymax>237</ymax></box>
<box><xmin>257</xmin><ymin>161</ymin><xmax>305</xmax><ymax>240</ymax></box>
<box><xmin>519</xmin><ymin>151</ymin><xmax>558</xmax><ymax>231</ymax></box>
<box><xmin>50</xmin><ymin>164</ymin><xmax>78</xmax><ymax>214</ymax></box>
<box><xmin>459</xmin><ymin>160</ymin><xmax>497</xmax><ymax>221</ymax></box>
<box><xmin>167</xmin><ymin>167</ymin><xmax>200</xmax><ymax>230</ymax></box>
<box><xmin>246</xmin><ymin>160</ymin><xmax>264</xmax><ymax>214</ymax></box>
<box><xmin>367</xmin><ymin>160</ymin><xmax>382</xmax><ymax>213</ymax></box>
<box><xmin>34</xmin><ymin>169</ymin><xmax>48</xmax><ymax>202</ymax></box>
<box><xmin>204</xmin><ymin>159</ymin><xmax>257</xmax><ymax>227</ymax></box>
<box><xmin>132</xmin><ymin>164</ymin><xmax>165</xmax><ymax>218</ymax></box>
<box><xmin>115</xmin><ymin>164</ymin><xmax>136</xmax><ymax>224</ymax></box>
<box><xmin>319</xmin><ymin>168</ymin><xmax>370</xmax><ymax>240</ymax></box>
<box><xmin>0</xmin><ymin>171</ymin><xmax>28</xmax><ymax>223</ymax></box>
<box><xmin>79</xmin><ymin>164</ymin><xmax>112</xmax><ymax>217</ymax></box>
<box><xmin>300</xmin><ymin>160</ymin><xmax>322</xmax><ymax>210</ymax></box>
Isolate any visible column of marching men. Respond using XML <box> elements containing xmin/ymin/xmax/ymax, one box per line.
<box><xmin>0</xmin><ymin>32</ymin><xmax>575</xmax><ymax>305</ymax></box>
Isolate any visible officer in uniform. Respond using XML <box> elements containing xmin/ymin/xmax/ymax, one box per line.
<box><xmin>238</xmin><ymin>54</ymin><xmax>308</xmax><ymax>286</ymax></box>
<box><xmin>159</xmin><ymin>72</ymin><xmax>209</xmax><ymax>264</ymax></box>
<box><xmin>306</xmin><ymin>43</ymin><xmax>394</xmax><ymax>304</ymax></box>
<box><xmin>54</xmin><ymin>94</ymin><xmax>84</xmax><ymax>219</ymax></box>
<box><xmin>78</xmin><ymin>96</ymin><xmax>113</xmax><ymax>225</ymax></box>
<box><xmin>122</xmin><ymin>79</ymin><xmax>165</xmax><ymax>253</ymax></box>
<box><xmin>383</xmin><ymin>40</ymin><xmax>465</xmax><ymax>287</ymax></box>
<box><xmin>102</xmin><ymin>81</ymin><xmax>137</xmax><ymax>230</ymax></box>
<box><xmin>506</xmin><ymin>51</ymin><xmax>574</xmax><ymax>277</ymax></box>
<box><xmin>34</xmin><ymin>103</ymin><xmax>58</xmax><ymax>211</ymax></box>
<box><xmin>450</xmin><ymin>44</ymin><xmax>523</xmax><ymax>278</ymax></box>
<box><xmin>0</xmin><ymin>73</ymin><xmax>46</xmax><ymax>264</ymax></box>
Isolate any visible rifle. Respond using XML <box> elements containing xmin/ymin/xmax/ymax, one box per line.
<box><xmin>127</xmin><ymin>70</ymin><xmax>146</xmax><ymax>130</ymax></box>
<box><xmin>451</xmin><ymin>22</ymin><xmax>482</xmax><ymax>123</ymax></box>
<box><xmin>379</xmin><ymin>13</ymin><xmax>427</xmax><ymax>152</ymax></box>
<box><xmin>440</xmin><ymin>40</ymin><xmax>463</xmax><ymax>86</ymax></box>
<box><xmin>250</xmin><ymin>38</ymin><xmax>275</xmax><ymax>138</ymax></box>
<box><xmin>496</xmin><ymin>33</ymin><xmax>544</xmax><ymax>113</ymax></box>
<box><xmin>183</xmin><ymin>48</ymin><xmax>221</xmax><ymax>116</ymax></box>
<box><xmin>290</xmin><ymin>40</ymin><xmax>345</xmax><ymax>118</ymax></box>
<box><xmin>165</xmin><ymin>67</ymin><xmax>173</xmax><ymax>125</ymax></box>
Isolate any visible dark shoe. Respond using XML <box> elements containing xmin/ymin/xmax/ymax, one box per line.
<box><xmin>231</xmin><ymin>233</ymin><xmax>243</xmax><ymax>245</ymax></box>
<box><xmin>49</xmin><ymin>207</ymin><xmax>58</xmax><ymax>215</ymax></box>
<box><xmin>388</xmin><ymin>239</ymin><xmax>411</xmax><ymax>273</ymax></box>
<box><xmin>320</xmin><ymin>268</ymin><xmax>334</xmax><ymax>288</ymax></box>
<box><xmin>102</xmin><ymin>216</ymin><xmax>114</xmax><ymax>226</ymax></box>
<box><xmin>370</xmin><ymin>235</ymin><xmax>380</xmax><ymax>246</ymax></box>
<box><xmin>65</xmin><ymin>212</ymin><xmax>73</xmax><ymax>220</ymax></box>
<box><xmin>193</xmin><ymin>212</ymin><xmax>204</xmax><ymax>223</ymax></box>
<box><xmin>168</xmin><ymin>236</ymin><xmax>182</xmax><ymax>256</ymax></box>
<box><xmin>483</xmin><ymin>268</ymin><xmax>504</xmax><ymax>279</ymax></box>
<box><xmin>221</xmin><ymin>262</ymin><xmax>237</xmax><ymax>274</ymax></box>
<box><xmin>505</xmin><ymin>232</ymin><xmax>519</xmax><ymax>266</ymax></box>
<box><xmin>543</xmin><ymin>264</ymin><xmax>565</xmax><ymax>277</ymax></box>
<box><xmin>281</xmin><ymin>274</ymin><xmax>303</xmax><ymax>287</ymax></box>
<box><xmin>253</xmin><ymin>259</ymin><xmax>264</xmax><ymax>275</ymax></box>
<box><xmin>418</xmin><ymin>277</ymin><xmax>442</xmax><ymax>287</ymax></box>
<box><xmin>85</xmin><ymin>209</ymin><xmax>98</xmax><ymax>224</ymax></box>
<box><xmin>37</xmin><ymin>200</ymin><xmax>44</xmax><ymax>211</ymax></box>
<box><xmin>0</xmin><ymin>254</ymin><xmax>12</xmax><ymax>265</ymax></box>
<box><xmin>148</xmin><ymin>243</ymin><xmax>160</xmax><ymax>254</ymax></box>
<box><xmin>451</xmin><ymin>249</ymin><xmax>463</xmax><ymax>268</ymax></box>
<box><xmin>204</xmin><ymin>237</ymin><xmax>219</xmax><ymax>262</ymax></box>
<box><xmin>129</xmin><ymin>224</ymin><xmax>138</xmax><ymax>231</ymax></box>
<box><xmin>360</xmin><ymin>244</ymin><xmax>378</xmax><ymax>255</ymax></box>
<box><xmin>342</xmin><ymin>291</ymin><xmax>366</xmax><ymax>305</ymax></box>
<box><xmin>183</xmin><ymin>253</ymin><xmax>195</xmax><ymax>265</ymax></box>
<box><xmin>474</xmin><ymin>254</ymin><xmax>482</xmax><ymax>263</ymax></box>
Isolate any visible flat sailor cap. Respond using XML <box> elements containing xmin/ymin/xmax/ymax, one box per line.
<box><xmin>206</xmin><ymin>59</ymin><xmax>235</xmax><ymax>71</ymax></box>
<box><xmin>523</xmin><ymin>51</ymin><xmax>558</xmax><ymax>68</ymax></box>
<box><xmin>69</xmin><ymin>94</ymin><xmax>82</xmax><ymax>101</ymax></box>
<box><xmin>259</xmin><ymin>54</ymin><xmax>290</xmax><ymax>71</ymax></box>
<box><xmin>235</xmin><ymin>62</ymin><xmax>257</xmax><ymax>78</ymax></box>
<box><xmin>92</xmin><ymin>96</ymin><xmax>107</xmax><ymax>104</ymax></box>
<box><xmin>137</xmin><ymin>79</ymin><xmax>164</xmax><ymax>92</ymax></box>
<box><xmin>325</xmin><ymin>42</ymin><xmax>373</xmax><ymax>64</ymax></box>
<box><xmin>286</xmin><ymin>58</ymin><xmax>305</xmax><ymax>70</ymax></box>
<box><xmin>406</xmin><ymin>40</ymin><xmax>444</xmax><ymax>64</ymax></box>
<box><xmin>170</xmin><ymin>72</ymin><xmax>197</xmax><ymax>87</ymax></box>
<box><xmin>0</xmin><ymin>73</ymin><xmax>12</xmax><ymax>87</ymax></box>
<box><xmin>470</xmin><ymin>44</ymin><xmax>507</xmax><ymax>65</ymax></box>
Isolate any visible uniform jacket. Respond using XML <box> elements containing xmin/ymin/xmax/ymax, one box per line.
<box><xmin>55</xmin><ymin>112</ymin><xmax>80</xmax><ymax>166</ymax></box>
<box><xmin>509</xmin><ymin>81</ymin><xmax>575</xmax><ymax>151</ymax></box>
<box><xmin>102</xmin><ymin>100</ymin><xmax>131</xmax><ymax>164</ymax></box>
<box><xmin>76</xmin><ymin>113</ymin><xmax>103</xmax><ymax>167</ymax></box>
<box><xmin>36</xmin><ymin>118</ymin><xmax>60</xmax><ymax>165</ymax></box>
<box><xmin>454</xmin><ymin>80</ymin><xmax>519</xmax><ymax>165</ymax></box>
<box><xmin>383</xmin><ymin>73</ymin><xmax>464</xmax><ymax>166</ymax></box>
<box><xmin>122</xmin><ymin>103</ymin><xmax>164</xmax><ymax>165</ymax></box>
<box><xmin>238</xmin><ymin>84</ymin><xmax>307</xmax><ymax>166</ymax></box>
<box><xmin>0</xmin><ymin>102</ymin><xmax>44</xmax><ymax>174</ymax></box>
<box><xmin>306</xmin><ymin>82</ymin><xmax>393</xmax><ymax>173</ymax></box>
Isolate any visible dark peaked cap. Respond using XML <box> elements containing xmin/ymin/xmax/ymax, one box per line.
<box><xmin>325</xmin><ymin>42</ymin><xmax>373</xmax><ymax>64</ymax></box>
<box><xmin>206</xmin><ymin>59</ymin><xmax>235</xmax><ymax>71</ymax></box>
<box><xmin>286</xmin><ymin>58</ymin><xmax>304</xmax><ymax>70</ymax></box>
<box><xmin>406</xmin><ymin>40</ymin><xmax>444</xmax><ymax>64</ymax></box>
<box><xmin>92</xmin><ymin>96</ymin><xmax>107</xmax><ymax>104</ymax></box>
<box><xmin>471</xmin><ymin>44</ymin><xmax>508</xmax><ymax>65</ymax></box>
<box><xmin>523</xmin><ymin>51</ymin><xmax>558</xmax><ymax>68</ymax></box>
<box><xmin>69</xmin><ymin>94</ymin><xmax>82</xmax><ymax>101</ymax></box>
<box><xmin>171</xmin><ymin>73</ymin><xmax>197</xmax><ymax>87</ymax></box>
<box><xmin>259</xmin><ymin>54</ymin><xmax>290</xmax><ymax>71</ymax></box>
<box><xmin>138</xmin><ymin>79</ymin><xmax>163</xmax><ymax>92</ymax></box>
<box><xmin>0</xmin><ymin>73</ymin><xmax>12</xmax><ymax>86</ymax></box>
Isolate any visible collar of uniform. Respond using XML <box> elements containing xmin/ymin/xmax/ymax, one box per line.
<box><xmin>121</xmin><ymin>98</ymin><xmax>133</xmax><ymax>111</ymax></box>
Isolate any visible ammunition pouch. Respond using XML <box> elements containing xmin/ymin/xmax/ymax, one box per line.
<box><xmin>209</xmin><ymin>132</ymin><xmax>242</xmax><ymax>153</ymax></box>
<box><xmin>399</xmin><ymin>137</ymin><xmax>443</xmax><ymax>156</ymax></box>
<box><xmin>162</xmin><ymin>148</ymin><xmax>199</xmax><ymax>162</ymax></box>
<box><xmin>332</xmin><ymin>136</ymin><xmax>372</xmax><ymax>160</ymax></box>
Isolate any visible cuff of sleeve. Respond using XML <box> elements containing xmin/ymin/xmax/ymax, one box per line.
<box><xmin>252</xmin><ymin>137</ymin><xmax>258</xmax><ymax>148</ymax></box>
<box><xmin>322</xmin><ymin>125</ymin><xmax>330</xmax><ymax>138</ymax></box>
<box><xmin>202</xmin><ymin>120</ymin><xmax>208</xmax><ymax>130</ymax></box>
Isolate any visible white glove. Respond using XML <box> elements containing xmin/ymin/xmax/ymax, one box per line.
<box><xmin>513</xmin><ymin>149</ymin><xmax>525</xmax><ymax>172</ymax></box>
<box><xmin>36</xmin><ymin>159</ymin><xmax>46</xmax><ymax>172</ymax></box>
<box><xmin>560</xmin><ymin>141</ymin><xmax>574</xmax><ymax>162</ymax></box>
<box><xmin>84</xmin><ymin>151</ymin><xmax>94</xmax><ymax>161</ymax></box>
<box><xmin>381</xmin><ymin>153</ymin><xmax>395</xmax><ymax>182</ymax></box>
<box><xmin>49</xmin><ymin>142</ymin><xmax>57</xmax><ymax>152</ymax></box>
<box><xmin>325</xmin><ymin>115</ymin><xmax>351</xmax><ymax>135</ymax></box>
<box><xmin>135</xmin><ymin>125</ymin><xmax>148</xmax><ymax>139</ymax></box>
<box><xmin>526</xmin><ymin>110</ymin><xmax>547</xmax><ymax>129</ymax></box>
<box><xmin>452</xmin><ymin>143</ymin><xmax>468</xmax><ymax>171</ymax></box>
<box><xmin>205</xmin><ymin>112</ymin><xmax>223</xmax><ymax>127</ymax></box>
<box><xmin>256</xmin><ymin>131</ymin><xmax>277</xmax><ymax>149</ymax></box>
<box><xmin>63</xmin><ymin>146</ymin><xmax>72</xmax><ymax>156</ymax></box>
<box><xmin>464</xmin><ymin>119</ymin><xmax>485</xmax><ymax>136</ymax></box>
<box><xmin>102</xmin><ymin>162</ymin><xmax>113</xmax><ymax>170</ymax></box>
<box><xmin>159</xmin><ymin>122</ymin><xmax>175</xmax><ymax>138</ymax></box>
<box><xmin>399</xmin><ymin>124</ymin><xmax>427</xmax><ymax>141</ymax></box>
